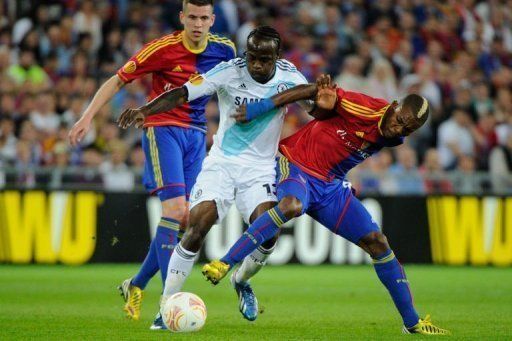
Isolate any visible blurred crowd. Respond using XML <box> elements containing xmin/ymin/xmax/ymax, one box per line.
<box><xmin>0</xmin><ymin>0</ymin><xmax>511</xmax><ymax>194</ymax></box>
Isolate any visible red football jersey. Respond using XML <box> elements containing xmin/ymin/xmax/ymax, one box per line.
<box><xmin>279</xmin><ymin>88</ymin><xmax>403</xmax><ymax>181</ymax></box>
<box><xmin>117</xmin><ymin>31</ymin><xmax>235</xmax><ymax>132</ymax></box>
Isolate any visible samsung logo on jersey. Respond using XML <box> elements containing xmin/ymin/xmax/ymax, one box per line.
<box><xmin>234</xmin><ymin>97</ymin><xmax>264</xmax><ymax>106</ymax></box>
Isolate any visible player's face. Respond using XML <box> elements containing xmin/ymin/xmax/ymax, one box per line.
<box><xmin>380</xmin><ymin>104</ymin><xmax>418</xmax><ymax>138</ymax></box>
<box><xmin>245</xmin><ymin>38</ymin><xmax>278</xmax><ymax>83</ymax></box>
<box><xmin>180</xmin><ymin>4</ymin><xmax>215</xmax><ymax>44</ymax></box>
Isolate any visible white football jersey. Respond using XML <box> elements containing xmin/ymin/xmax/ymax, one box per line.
<box><xmin>185</xmin><ymin>58</ymin><xmax>310</xmax><ymax>164</ymax></box>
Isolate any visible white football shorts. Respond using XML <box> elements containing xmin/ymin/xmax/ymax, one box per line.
<box><xmin>190</xmin><ymin>155</ymin><xmax>277</xmax><ymax>223</ymax></box>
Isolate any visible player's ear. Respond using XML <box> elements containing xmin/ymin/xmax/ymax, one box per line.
<box><xmin>273</xmin><ymin>49</ymin><xmax>280</xmax><ymax>61</ymax></box>
<box><xmin>210</xmin><ymin>13</ymin><xmax>215</xmax><ymax>27</ymax></box>
<box><xmin>179</xmin><ymin>11</ymin><xmax>185</xmax><ymax>25</ymax></box>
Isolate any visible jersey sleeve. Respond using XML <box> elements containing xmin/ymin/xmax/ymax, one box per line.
<box><xmin>184</xmin><ymin>60</ymin><xmax>237</xmax><ymax>101</ymax></box>
<box><xmin>335</xmin><ymin>88</ymin><xmax>390</xmax><ymax>117</ymax></box>
<box><xmin>116</xmin><ymin>37</ymin><xmax>170</xmax><ymax>83</ymax></box>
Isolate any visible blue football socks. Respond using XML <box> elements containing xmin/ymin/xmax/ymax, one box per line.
<box><xmin>131</xmin><ymin>217</ymin><xmax>181</xmax><ymax>288</ymax></box>
<box><xmin>373</xmin><ymin>249</ymin><xmax>419</xmax><ymax>328</ymax></box>
<box><xmin>221</xmin><ymin>207</ymin><xmax>288</xmax><ymax>267</ymax></box>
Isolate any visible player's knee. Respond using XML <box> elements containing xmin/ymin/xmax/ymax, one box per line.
<box><xmin>278</xmin><ymin>196</ymin><xmax>303</xmax><ymax>220</ymax></box>
<box><xmin>360</xmin><ymin>231</ymin><xmax>390</xmax><ymax>258</ymax></box>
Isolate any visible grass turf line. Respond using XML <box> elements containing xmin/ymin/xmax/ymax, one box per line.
<box><xmin>0</xmin><ymin>264</ymin><xmax>511</xmax><ymax>340</ymax></box>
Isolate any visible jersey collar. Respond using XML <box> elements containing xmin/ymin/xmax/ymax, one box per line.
<box><xmin>377</xmin><ymin>104</ymin><xmax>390</xmax><ymax>136</ymax></box>
<box><xmin>181</xmin><ymin>31</ymin><xmax>208</xmax><ymax>54</ymax></box>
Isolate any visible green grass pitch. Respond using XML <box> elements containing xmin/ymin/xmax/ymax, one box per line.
<box><xmin>0</xmin><ymin>264</ymin><xmax>511</xmax><ymax>340</ymax></box>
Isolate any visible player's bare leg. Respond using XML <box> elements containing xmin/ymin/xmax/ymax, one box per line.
<box><xmin>229</xmin><ymin>201</ymin><xmax>279</xmax><ymax>321</ymax></box>
<box><xmin>359</xmin><ymin>232</ymin><xmax>450</xmax><ymax>335</ymax></box>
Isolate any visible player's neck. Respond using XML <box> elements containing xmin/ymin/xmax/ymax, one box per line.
<box><xmin>182</xmin><ymin>31</ymin><xmax>208</xmax><ymax>54</ymax></box>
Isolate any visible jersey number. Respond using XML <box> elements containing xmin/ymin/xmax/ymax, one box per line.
<box><xmin>263</xmin><ymin>184</ymin><xmax>276</xmax><ymax>196</ymax></box>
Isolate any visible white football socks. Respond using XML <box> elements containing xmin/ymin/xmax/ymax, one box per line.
<box><xmin>235</xmin><ymin>245</ymin><xmax>274</xmax><ymax>284</ymax></box>
<box><xmin>163</xmin><ymin>243</ymin><xmax>197</xmax><ymax>297</ymax></box>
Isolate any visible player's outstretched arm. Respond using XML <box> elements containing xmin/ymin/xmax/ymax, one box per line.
<box><xmin>68</xmin><ymin>75</ymin><xmax>125</xmax><ymax>146</ymax></box>
<box><xmin>231</xmin><ymin>74</ymin><xmax>337</xmax><ymax>123</ymax></box>
<box><xmin>231</xmin><ymin>83</ymin><xmax>317</xmax><ymax>123</ymax></box>
<box><xmin>117</xmin><ymin>87</ymin><xmax>188</xmax><ymax>129</ymax></box>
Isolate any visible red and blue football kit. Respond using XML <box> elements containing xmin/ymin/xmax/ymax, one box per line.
<box><xmin>279</xmin><ymin>87</ymin><xmax>403</xmax><ymax>182</ymax></box>
<box><xmin>221</xmin><ymin>88</ymin><xmax>420</xmax><ymax>329</ymax></box>
<box><xmin>276</xmin><ymin>87</ymin><xmax>403</xmax><ymax>242</ymax></box>
<box><xmin>124</xmin><ymin>32</ymin><xmax>235</xmax><ymax>292</ymax></box>
<box><xmin>117</xmin><ymin>31</ymin><xmax>235</xmax><ymax>200</ymax></box>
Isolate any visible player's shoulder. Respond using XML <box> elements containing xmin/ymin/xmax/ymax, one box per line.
<box><xmin>276</xmin><ymin>59</ymin><xmax>307</xmax><ymax>83</ymax></box>
<box><xmin>231</xmin><ymin>57</ymin><xmax>246</xmax><ymax>69</ymax></box>
<box><xmin>132</xmin><ymin>31</ymin><xmax>183</xmax><ymax>63</ymax></box>
<box><xmin>207</xmin><ymin>33</ymin><xmax>236</xmax><ymax>56</ymax></box>
<box><xmin>145</xmin><ymin>31</ymin><xmax>183</xmax><ymax>46</ymax></box>
<box><xmin>276</xmin><ymin>59</ymin><xmax>299</xmax><ymax>72</ymax></box>
<box><xmin>206</xmin><ymin>57</ymin><xmax>244</xmax><ymax>78</ymax></box>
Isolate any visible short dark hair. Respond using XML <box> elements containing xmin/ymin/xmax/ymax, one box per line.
<box><xmin>247</xmin><ymin>26</ymin><xmax>281</xmax><ymax>52</ymax></box>
<box><xmin>183</xmin><ymin>0</ymin><xmax>214</xmax><ymax>7</ymax></box>
<box><xmin>403</xmin><ymin>94</ymin><xmax>429</xmax><ymax>127</ymax></box>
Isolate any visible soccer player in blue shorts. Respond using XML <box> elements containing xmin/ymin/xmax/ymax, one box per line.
<box><xmin>69</xmin><ymin>0</ymin><xmax>235</xmax><ymax>328</ymax></box>
<box><xmin>202</xmin><ymin>75</ymin><xmax>450</xmax><ymax>335</ymax></box>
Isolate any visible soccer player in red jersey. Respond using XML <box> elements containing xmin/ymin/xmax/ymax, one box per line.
<box><xmin>68</xmin><ymin>0</ymin><xmax>235</xmax><ymax>328</ymax></box>
<box><xmin>203</xmin><ymin>75</ymin><xmax>450</xmax><ymax>335</ymax></box>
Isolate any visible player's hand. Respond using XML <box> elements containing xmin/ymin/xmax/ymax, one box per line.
<box><xmin>316</xmin><ymin>74</ymin><xmax>334</xmax><ymax>89</ymax></box>
<box><xmin>117</xmin><ymin>107</ymin><xmax>146</xmax><ymax>129</ymax></box>
<box><xmin>231</xmin><ymin>104</ymin><xmax>248</xmax><ymax>123</ymax></box>
<box><xmin>315</xmin><ymin>74</ymin><xmax>337</xmax><ymax>110</ymax></box>
<box><xmin>68</xmin><ymin>116</ymin><xmax>92</xmax><ymax>146</ymax></box>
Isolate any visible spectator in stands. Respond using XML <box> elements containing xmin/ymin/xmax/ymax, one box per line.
<box><xmin>78</xmin><ymin>146</ymin><xmax>103</xmax><ymax>186</ymax></box>
<box><xmin>494</xmin><ymin>87</ymin><xmax>512</xmax><ymax>126</ymax></box>
<box><xmin>0</xmin><ymin>116</ymin><xmax>17</xmax><ymax>164</ymax></box>
<box><xmin>15</xmin><ymin>140</ymin><xmax>37</xmax><ymax>187</ymax></box>
<box><xmin>72</xmin><ymin>0</ymin><xmax>102</xmax><ymax>52</ymax></box>
<box><xmin>7</xmin><ymin>48</ymin><xmax>49</xmax><ymax>89</ymax></box>
<box><xmin>334</xmin><ymin>54</ymin><xmax>367</xmax><ymax>93</ymax></box>
<box><xmin>472</xmin><ymin>81</ymin><xmax>494</xmax><ymax>118</ymax></box>
<box><xmin>338</xmin><ymin>10</ymin><xmax>364</xmax><ymax>54</ymax></box>
<box><xmin>99</xmin><ymin>140</ymin><xmax>134</xmax><ymax>191</ymax></box>
<box><xmin>0</xmin><ymin>92</ymin><xmax>17</xmax><ymax>118</ymax></box>
<box><xmin>367</xmin><ymin>58</ymin><xmax>397</xmax><ymax>101</ymax></box>
<box><xmin>454</xmin><ymin>155</ymin><xmax>481</xmax><ymax>194</ymax></box>
<box><xmin>30</xmin><ymin>91</ymin><xmax>60</xmax><ymax>135</ymax></box>
<box><xmin>314</xmin><ymin>4</ymin><xmax>344</xmax><ymax>43</ymax></box>
<box><xmin>285</xmin><ymin>28</ymin><xmax>324</xmax><ymax>81</ymax></box>
<box><xmin>420</xmin><ymin>148</ymin><xmax>453</xmax><ymax>194</ymax></box>
<box><xmin>129</xmin><ymin>143</ymin><xmax>145</xmax><ymax>169</ymax></box>
<box><xmin>475</xmin><ymin>114</ymin><xmax>498</xmax><ymax>168</ymax></box>
<box><xmin>489</xmin><ymin>133</ymin><xmax>512</xmax><ymax>193</ymax></box>
<box><xmin>437</xmin><ymin>108</ymin><xmax>479</xmax><ymax>169</ymax></box>
<box><xmin>94</xmin><ymin>120</ymin><xmax>120</xmax><ymax>153</ymax></box>
<box><xmin>18</xmin><ymin>120</ymin><xmax>42</xmax><ymax>165</ymax></box>
<box><xmin>389</xmin><ymin>145</ymin><xmax>425</xmax><ymax>194</ymax></box>
<box><xmin>392</xmin><ymin>39</ymin><xmax>414</xmax><ymax>79</ymax></box>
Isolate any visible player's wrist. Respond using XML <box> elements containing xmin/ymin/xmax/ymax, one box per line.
<box><xmin>246</xmin><ymin>98</ymin><xmax>275</xmax><ymax>121</ymax></box>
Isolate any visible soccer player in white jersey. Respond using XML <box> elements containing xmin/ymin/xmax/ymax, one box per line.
<box><xmin>118</xmin><ymin>26</ymin><xmax>313</xmax><ymax>321</ymax></box>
